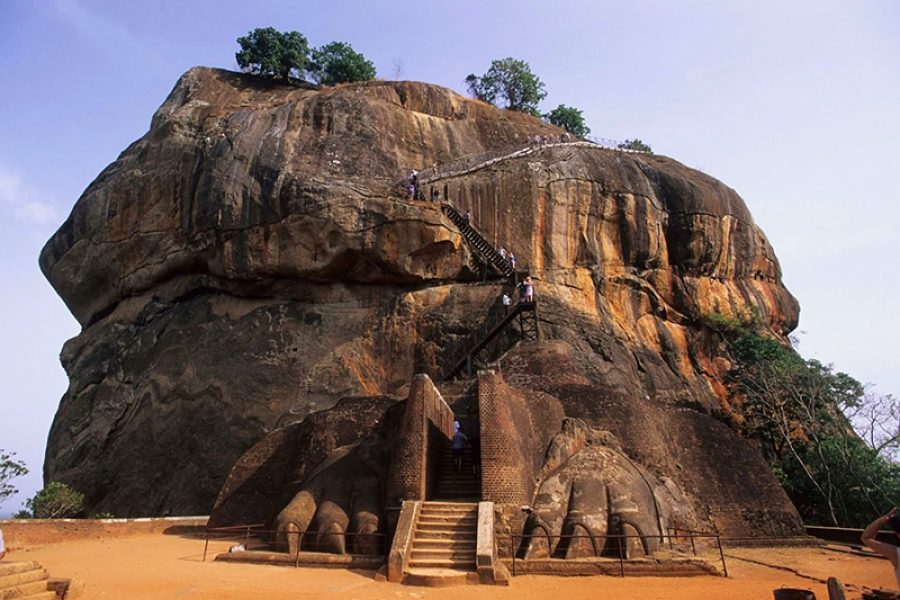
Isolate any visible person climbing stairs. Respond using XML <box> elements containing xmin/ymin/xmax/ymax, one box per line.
<box><xmin>432</xmin><ymin>437</ymin><xmax>480</xmax><ymax>501</ymax></box>
<box><xmin>440</xmin><ymin>204</ymin><xmax>513</xmax><ymax>277</ymax></box>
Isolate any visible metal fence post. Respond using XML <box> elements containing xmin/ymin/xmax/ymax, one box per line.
<box><xmin>717</xmin><ymin>535</ymin><xmax>728</xmax><ymax>577</ymax></box>
<box><xmin>618</xmin><ymin>535</ymin><xmax>625</xmax><ymax>577</ymax></box>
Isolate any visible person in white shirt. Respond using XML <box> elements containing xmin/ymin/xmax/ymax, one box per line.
<box><xmin>0</xmin><ymin>527</ymin><xmax>6</xmax><ymax>560</ymax></box>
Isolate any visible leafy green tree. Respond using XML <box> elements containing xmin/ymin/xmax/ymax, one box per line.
<box><xmin>235</xmin><ymin>27</ymin><xmax>309</xmax><ymax>80</ymax></box>
<box><xmin>25</xmin><ymin>482</ymin><xmax>85</xmax><ymax>519</ymax></box>
<box><xmin>309</xmin><ymin>41</ymin><xmax>377</xmax><ymax>85</ymax></box>
<box><xmin>705</xmin><ymin>312</ymin><xmax>900</xmax><ymax>527</ymax></box>
<box><xmin>0</xmin><ymin>450</ymin><xmax>28</xmax><ymax>507</ymax></box>
<box><xmin>544</xmin><ymin>104</ymin><xmax>591</xmax><ymax>137</ymax></box>
<box><xmin>618</xmin><ymin>138</ymin><xmax>653</xmax><ymax>153</ymax></box>
<box><xmin>465</xmin><ymin>57</ymin><xmax>547</xmax><ymax>115</ymax></box>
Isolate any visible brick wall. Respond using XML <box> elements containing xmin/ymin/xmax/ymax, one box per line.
<box><xmin>385</xmin><ymin>374</ymin><xmax>454</xmax><ymax>506</ymax></box>
<box><xmin>478</xmin><ymin>370</ymin><xmax>534</xmax><ymax>506</ymax></box>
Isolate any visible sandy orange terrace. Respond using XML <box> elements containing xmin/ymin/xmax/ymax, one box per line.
<box><xmin>1</xmin><ymin>531</ymin><xmax>895</xmax><ymax>600</ymax></box>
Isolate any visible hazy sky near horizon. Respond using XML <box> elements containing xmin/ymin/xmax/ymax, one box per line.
<box><xmin>1</xmin><ymin>0</ymin><xmax>898</xmax><ymax>516</ymax></box>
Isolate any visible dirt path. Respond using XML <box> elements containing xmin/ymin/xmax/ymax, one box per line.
<box><xmin>9</xmin><ymin>534</ymin><xmax>898</xmax><ymax>599</ymax></box>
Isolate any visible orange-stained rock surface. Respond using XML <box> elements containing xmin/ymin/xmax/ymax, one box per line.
<box><xmin>40</xmin><ymin>68</ymin><xmax>799</xmax><ymax>520</ymax></box>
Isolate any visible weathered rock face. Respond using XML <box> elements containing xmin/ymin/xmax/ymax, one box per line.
<box><xmin>41</xmin><ymin>67</ymin><xmax>799</xmax><ymax>520</ymax></box>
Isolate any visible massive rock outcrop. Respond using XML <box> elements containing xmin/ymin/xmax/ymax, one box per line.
<box><xmin>41</xmin><ymin>67</ymin><xmax>799</xmax><ymax>526</ymax></box>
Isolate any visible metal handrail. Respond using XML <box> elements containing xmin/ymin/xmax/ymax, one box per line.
<box><xmin>507</xmin><ymin>531</ymin><xmax>728</xmax><ymax>578</ymax></box>
<box><xmin>202</xmin><ymin>525</ymin><xmax>387</xmax><ymax>566</ymax></box>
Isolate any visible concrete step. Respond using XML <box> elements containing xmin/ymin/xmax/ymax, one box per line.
<box><xmin>419</xmin><ymin>507</ymin><xmax>478</xmax><ymax>517</ymax></box>
<box><xmin>418</xmin><ymin>512</ymin><xmax>477</xmax><ymax>520</ymax></box>
<box><xmin>11</xmin><ymin>593</ymin><xmax>56</xmax><ymax>600</ymax></box>
<box><xmin>417</xmin><ymin>517</ymin><xmax>476</xmax><ymax>527</ymax></box>
<box><xmin>0</xmin><ymin>579</ymin><xmax>50</xmax><ymax>599</ymax></box>
<box><xmin>410</xmin><ymin>548</ymin><xmax>476</xmax><ymax>561</ymax></box>
<box><xmin>422</xmin><ymin>500</ymin><xmax>478</xmax><ymax>511</ymax></box>
<box><xmin>0</xmin><ymin>566</ymin><xmax>48</xmax><ymax>590</ymax></box>
<box><xmin>413</xmin><ymin>538</ymin><xmax>477</xmax><ymax>551</ymax></box>
<box><xmin>413</xmin><ymin>528</ymin><xmax>476</xmax><ymax>540</ymax></box>
<box><xmin>415</xmin><ymin>523</ymin><xmax>477</xmax><ymax>534</ymax></box>
<box><xmin>408</xmin><ymin>558</ymin><xmax>477</xmax><ymax>569</ymax></box>
<box><xmin>402</xmin><ymin>567</ymin><xmax>479</xmax><ymax>586</ymax></box>
<box><xmin>0</xmin><ymin>563</ymin><xmax>41</xmax><ymax>579</ymax></box>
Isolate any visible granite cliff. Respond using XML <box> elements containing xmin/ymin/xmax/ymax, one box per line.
<box><xmin>41</xmin><ymin>67</ymin><xmax>799</xmax><ymax>531</ymax></box>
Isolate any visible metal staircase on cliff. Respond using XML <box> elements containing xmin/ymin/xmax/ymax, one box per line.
<box><xmin>440</xmin><ymin>204</ymin><xmax>513</xmax><ymax>278</ymax></box>
<box><xmin>441</xmin><ymin>301</ymin><xmax>539</xmax><ymax>381</ymax></box>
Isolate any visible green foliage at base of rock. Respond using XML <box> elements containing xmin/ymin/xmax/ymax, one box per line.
<box><xmin>24</xmin><ymin>481</ymin><xmax>85</xmax><ymax>519</ymax></box>
<box><xmin>706</xmin><ymin>312</ymin><xmax>900</xmax><ymax>527</ymax></box>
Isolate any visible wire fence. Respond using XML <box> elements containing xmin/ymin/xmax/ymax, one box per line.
<box><xmin>202</xmin><ymin>524</ymin><xmax>386</xmax><ymax>567</ymax></box>
<box><xmin>508</xmin><ymin>530</ymin><xmax>728</xmax><ymax>577</ymax></box>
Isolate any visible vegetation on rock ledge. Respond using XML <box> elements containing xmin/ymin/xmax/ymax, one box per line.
<box><xmin>236</xmin><ymin>28</ymin><xmax>376</xmax><ymax>85</ymax></box>
<box><xmin>705</xmin><ymin>311</ymin><xmax>900</xmax><ymax>527</ymax></box>
<box><xmin>544</xmin><ymin>104</ymin><xmax>591</xmax><ymax>137</ymax></box>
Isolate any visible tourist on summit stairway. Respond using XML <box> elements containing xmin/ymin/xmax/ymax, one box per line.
<box><xmin>452</xmin><ymin>427</ymin><xmax>469</xmax><ymax>473</ymax></box>
<box><xmin>861</xmin><ymin>507</ymin><xmax>900</xmax><ymax>589</ymax></box>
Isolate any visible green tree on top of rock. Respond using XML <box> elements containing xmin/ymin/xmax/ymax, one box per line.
<box><xmin>618</xmin><ymin>138</ymin><xmax>653</xmax><ymax>153</ymax></box>
<box><xmin>309</xmin><ymin>41</ymin><xmax>377</xmax><ymax>85</ymax></box>
<box><xmin>236</xmin><ymin>27</ymin><xmax>310</xmax><ymax>80</ymax></box>
<box><xmin>544</xmin><ymin>104</ymin><xmax>591</xmax><ymax>137</ymax></box>
<box><xmin>465</xmin><ymin>57</ymin><xmax>547</xmax><ymax>115</ymax></box>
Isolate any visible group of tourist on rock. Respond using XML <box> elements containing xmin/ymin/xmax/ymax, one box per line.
<box><xmin>403</xmin><ymin>164</ymin><xmax>535</xmax><ymax>309</ymax></box>
<box><xmin>528</xmin><ymin>131</ymin><xmax>575</xmax><ymax>146</ymax></box>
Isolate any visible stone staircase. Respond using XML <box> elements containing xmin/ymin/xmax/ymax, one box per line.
<box><xmin>405</xmin><ymin>501</ymin><xmax>479</xmax><ymax>584</ymax></box>
<box><xmin>0</xmin><ymin>562</ymin><xmax>57</xmax><ymax>599</ymax></box>
<box><xmin>432</xmin><ymin>444</ymin><xmax>480</xmax><ymax>501</ymax></box>
<box><xmin>440</xmin><ymin>204</ymin><xmax>513</xmax><ymax>277</ymax></box>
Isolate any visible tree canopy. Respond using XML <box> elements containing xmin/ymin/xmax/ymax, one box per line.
<box><xmin>24</xmin><ymin>481</ymin><xmax>85</xmax><ymax>519</ymax></box>
<box><xmin>465</xmin><ymin>57</ymin><xmax>547</xmax><ymax>115</ymax></box>
<box><xmin>705</xmin><ymin>311</ymin><xmax>900</xmax><ymax>527</ymax></box>
<box><xmin>309</xmin><ymin>41</ymin><xmax>377</xmax><ymax>85</ymax></box>
<box><xmin>236</xmin><ymin>27</ymin><xmax>309</xmax><ymax>80</ymax></box>
<box><xmin>618</xmin><ymin>138</ymin><xmax>653</xmax><ymax>153</ymax></box>
<box><xmin>544</xmin><ymin>104</ymin><xmax>590</xmax><ymax>137</ymax></box>
<box><xmin>0</xmin><ymin>450</ymin><xmax>28</xmax><ymax>508</ymax></box>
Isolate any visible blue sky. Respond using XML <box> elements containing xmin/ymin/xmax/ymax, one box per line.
<box><xmin>1</xmin><ymin>0</ymin><xmax>898</xmax><ymax>516</ymax></box>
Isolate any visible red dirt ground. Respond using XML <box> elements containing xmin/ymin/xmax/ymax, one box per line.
<box><xmin>7</xmin><ymin>534</ymin><xmax>898</xmax><ymax>599</ymax></box>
